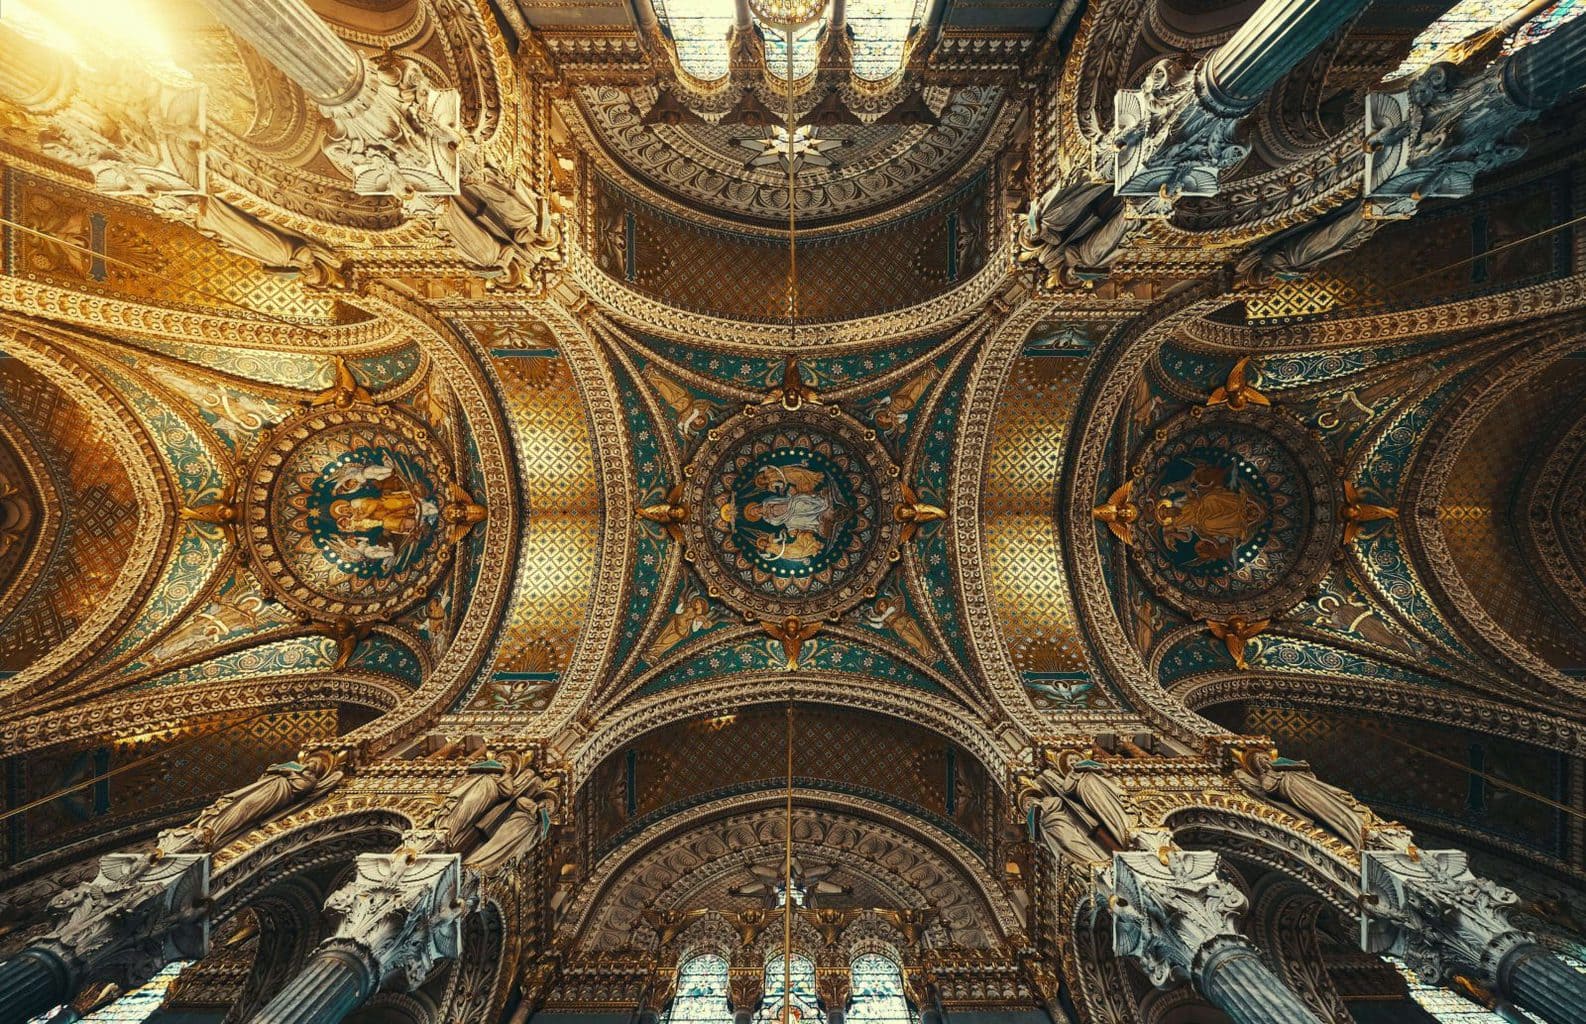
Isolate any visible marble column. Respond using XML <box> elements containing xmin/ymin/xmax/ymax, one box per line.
<box><xmin>1362</xmin><ymin>849</ymin><xmax>1586</xmax><ymax>1024</ymax></box>
<box><xmin>1499</xmin><ymin>943</ymin><xmax>1586</xmax><ymax>1024</ymax></box>
<box><xmin>1197</xmin><ymin>943</ymin><xmax>1327</xmax><ymax>1024</ymax></box>
<box><xmin>202</xmin><ymin>0</ymin><xmax>460</xmax><ymax>195</ymax></box>
<box><xmin>1110</xmin><ymin>0</ymin><xmax>1371</xmax><ymax>197</ymax></box>
<box><xmin>1200</xmin><ymin>0</ymin><xmax>1370</xmax><ymax>115</ymax></box>
<box><xmin>1364</xmin><ymin>7</ymin><xmax>1586</xmax><ymax>217</ymax></box>
<box><xmin>0</xmin><ymin>948</ymin><xmax>72</xmax><ymax>1024</ymax></box>
<box><xmin>250</xmin><ymin>948</ymin><xmax>377</xmax><ymax>1024</ymax></box>
<box><xmin>0</xmin><ymin>854</ymin><xmax>209</xmax><ymax>1024</ymax></box>
<box><xmin>1105</xmin><ymin>850</ymin><xmax>1324</xmax><ymax>1024</ymax></box>
<box><xmin>1501</xmin><ymin>7</ymin><xmax>1586</xmax><ymax>110</ymax></box>
<box><xmin>199</xmin><ymin>0</ymin><xmax>364</xmax><ymax>106</ymax></box>
<box><xmin>245</xmin><ymin>853</ymin><xmax>475</xmax><ymax>1024</ymax></box>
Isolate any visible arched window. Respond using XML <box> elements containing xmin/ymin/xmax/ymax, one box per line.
<box><xmin>653</xmin><ymin>0</ymin><xmax>738</xmax><ymax>81</ymax></box>
<box><xmin>755</xmin><ymin>954</ymin><xmax>825</xmax><ymax>1023</ymax></box>
<box><xmin>665</xmin><ymin>954</ymin><xmax>734</xmax><ymax>1024</ymax></box>
<box><xmin>652</xmin><ymin>0</ymin><xmax>928</xmax><ymax>82</ymax></box>
<box><xmin>847</xmin><ymin>954</ymin><xmax>917</xmax><ymax>1023</ymax></box>
<box><xmin>849</xmin><ymin>0</ymin><xmax>928</xmax><ymax>81</ymax></box>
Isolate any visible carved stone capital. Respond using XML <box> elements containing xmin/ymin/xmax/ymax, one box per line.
<box><xmin>1363</xmin><ymin>64</ymin><xmax>1536</xmax><ymax>220</ymax></box>
<box><xmin>36</xmin><ymin>77</ymin><xmax>207</xmax><ymax>203</ymax></box>
<box><xmin>320</xmin><ymin>853</ymin><xmax>478</xmax><ymax>992</ymax></box>
<box><xmin>1102</xmin><ymin>850</ymin><xmax>1247</xmax><ymax>987</ymax></box>
<box><xmin>41</xmin><ymin>852</ymin><xmax>210</xmax><ymax>991</ymax></box>
<box><xmin>1108</xmin><ymin>57</ymin><xmax>1250</xmax><ymax>200</ymax></box>
<box><xmin>1361</xmin><ymin>849</ymin><xmax>1531</xmax><ymax>988</ymax></box>
<box><xmin>320</xmin><ymin>54</ymin><xmax>461</xmax><ymax>197</ymax></box>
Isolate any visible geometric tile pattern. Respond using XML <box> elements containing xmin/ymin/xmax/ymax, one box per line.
<box><xmin>982</xmin><ymin>355</ymin><xmax>1089</xmax><ymax>678</ymax></box>
<box><xmin>487</xmin><ymin>355</ymin><xmax>600</xmax><ymax>691</ymax></box>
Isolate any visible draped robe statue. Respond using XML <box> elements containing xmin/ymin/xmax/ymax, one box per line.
<box><xmin>161</xmin><ymin>751</ymin><xmax>343</xmax><ymax>852</ymax></box>
<box><xmin>1025</xmin><ymin>760</ymin><xmax>1179</xmax><ymax>861</ymax></box>
<box><xmin>430</xmin><ymin>756</ymin><xmax>559</xmax><ymax>873</ymax></box>
<box><xmin>1233</xmin><ymin>749</ymin><xmax>1376</xmax><ymax>847</ymax></box>
<box><xmin>433</xmin><ymin>753</ymin><xmax>522</xmax><ymax>850</ymax></box>
<box><xmin>1019</xmin><ymin>789</ymin><xmax>1109</xmax><ymax>866</ymax></box>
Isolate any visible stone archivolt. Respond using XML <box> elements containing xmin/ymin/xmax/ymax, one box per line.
<box><xmin>2</xmin><ymin>3</ymin><xmax>1586</xmax><ymax>1024</ymax></box>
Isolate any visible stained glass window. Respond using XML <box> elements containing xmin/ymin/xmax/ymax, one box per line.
<box><xmin>1387</xmin><ymin>0</ymin><xmax>1584</xmax><ymax>81</ymax></box>
<box><xmin>27</xmin><ymin>962</ymin><xmax>192</xmax><ymax>1024</ymax></box>
<box><xmin>665</xmin><ymin>955</ymin><xmax>734</xmax><ymax>1024</ymax></box>
<box><xmin>654</xmin><ymin>0</ymin><xmax>737</xmax><ymax>81</ymax></box>
<box><xmin>763</xmin><ymin>14</ymin><xmax>829</xmax><ymax>80</ymax></box>
<box><xmin>846</xmin><ymin>954</ymin><xmax>916</xmax><ymax>1024</ymax></box>
<box><xmin>754</xmin><ymin>954</ymin><xmax>825</xmax><ymax>1023</ymax></box>
<box><xmin>1389</xmin><ymin>958</ymin><xmax>1544</xmax><ymax>1022</ymax></box>
<box><xmin>653</xmin><ymin>0</ymin><xmax>925</xmax><ymax>82</ymax></box>
<box><xmin>1503</xmin><ymin>0</ymin><xmax>1586</xmax><ymax>54</ymax></box>
<box><xmin>849</xmin><ymin>0</ymin><xmax>927</xmax><ymax>80</ymax></box>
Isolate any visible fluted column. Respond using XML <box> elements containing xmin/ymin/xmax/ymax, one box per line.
<box><xmin>1197</xmin><ymin>944</ymin><xmax>1326</xmax><ymax>1024</ymax></box>
<box><xmin>202</xmin><ymin>0</ymin><xmax>459</xmax><ymax>196</ymax></box>
<box><xmin>1364</xmin><ymin>9</ymin><xmax>1586</xmax><ymax>218</ymax></box>
<box><xmin>1108</xmin><ymin>0</ymin><xmax>1370</xmax><ymax>197</ymax></box>
<box><xmin>1105</xmin><ymin>850</ymin><xmax>1324</xmax><ymax>1024</ymax></box>
<box><xmin>1497</xmin><ymin>943</ymin><xmax>1586</xmax><ymax>1024</ymax></box>
<box><xmin>1361</xmin><ymin>849</ymin><xmax>1586</xmax><ymax>1024</ymax></box>
<box><xmin>199</xmin><ymin>0</ymin><xmax>365</xmax><ymax>106</ymax></box>
<box><xmin>1201</xmin><ymin>0</ymin><xmax>1370</xmax><ymax>115</ymax></box>
<box><xmin>245</xmin><ymin>854</ymin><xmax>474</xmax><ymax>1024</ymax></box>
<box><xmin>251</xmin><ymin>948</ymin><xmax>376</xmax><ymax>1024</ymax></box>
<box><xmin>1502</xmin><ymin>9</ymin><xmax>1586</xmax><ymax>110</ymax></box>
<box><xmin>0</xmin><ymin>23</ymin><xmax>75</xmax><ymax>112</ymax></box>
<box><xmin>0</xmin><ymin>948</ymin><xmax>72</xmax><ymax>1024</ymax></box>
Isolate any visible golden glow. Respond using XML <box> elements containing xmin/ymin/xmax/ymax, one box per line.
<box><xmin>4</xmin><ymin>0</ymin><xmax>181</xmax><ymax>72</ymax></box>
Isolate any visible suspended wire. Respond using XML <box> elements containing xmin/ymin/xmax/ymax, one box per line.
<box><xmin>0</xmin><ymin>711</ymin><xmax>271</xmax><ymax>824</ymax></box>
<box><xmin>1360</xmin><ymin>724</ymin><xmax>1586</xmax><ymax>822</ymax></box>
<box><xmin>0</xmin><ymin>211</ymin><xmax>340</xmax><ymax>333</ymax></box>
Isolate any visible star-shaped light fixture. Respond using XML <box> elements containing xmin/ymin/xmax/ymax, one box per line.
<box><xmin>736</xmin><ymin>124</ymin><xmax>846</xmax><ymax>172</ymax></box>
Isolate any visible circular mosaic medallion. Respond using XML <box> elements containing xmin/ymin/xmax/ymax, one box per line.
<box><xmin>680</xmin><ymin>403</ymin><xmax>904</xmax><ymax>622</ymax></box>
<box><xmin>240</xmin><ymin>403</ymin><xmax>455</xmax><ymax>623</ymax></box>
<box><xmin>1127</xmin><ymin>407</ymin><xmax>1340</xmax><ymax>619</ymax></box>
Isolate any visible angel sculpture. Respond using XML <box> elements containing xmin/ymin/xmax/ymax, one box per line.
<box><xmin>1206</xmin><ymin>356</ymin><xmax>1270</xmax><ymax>411</ymax></box>
<box><xmin>864</xmin><ymin>595</ymin><xmax>934</xmax><ymax>661</ymax></box>
<box><xmin>869</xmin><ymin>365</ymin><xmax>940</xmax><ymax>433</ymax></box>
<box><xmin>1206</xmin><ymin>617</ymin><xmax>1268</xmax><ymax>670</ymax></box>
<box><xmin>160</xmin><ymin>750</ymin><xmax>344</xmax><ymax>852</ymax></box>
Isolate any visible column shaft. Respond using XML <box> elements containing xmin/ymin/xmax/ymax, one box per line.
<box><xmin>0</xmin><ymin>23</ymin><xmax>75</xmax><ymax>112</ymax></box>
<box><xmin>1204</xmin><ymin>0</ymin><xmax>1370</xmax><ymax>113</ymax></box>
<box><xmin>201</xmin><ymin>0</ymin><xmax>365</xmax><ymax>106</ymax></box>
<box><xmin>0</xmin><ymin>948</ymin><xmax>73</xmax><ymax>1024</ymax></box>
<box><xmin>1505</xmin><ymin>10</ymin><xmax>1586</xmax><ymax>109</ymax></box>
<box><xmin>247</xmin><ymin>946</ymin><xmax>377</xmax><ymax>1024</ymax></box>
<box><xmin>1499</xmin><ymin>943</ymin><xmax>1586</xmax><ymax>1024</ymax></box>
<box><xmin>1197</xmin><ymin>943</ymin><xmax>1327</xmax><ymax>1024</ymax></box>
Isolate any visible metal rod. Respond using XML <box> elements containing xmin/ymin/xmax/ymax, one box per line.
<box><xmin>0</xmin><ymin>712</ymin><xmax>270</xmax><ymax>823</ymax></box>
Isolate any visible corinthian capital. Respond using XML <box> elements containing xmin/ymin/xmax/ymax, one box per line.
<box><xmin>1102</xmin><ymin>850</ymin><xmax>1247</xmax><ymax>987</ymax></box>
<box><xmin>1108</xmin><ymin>58</ymin><xmax>1250</xmax><ymax>200</ymax></box>
<box><xmin>1360</xmin><ymin>848</ymin><xmax>1530</xmax><ymax>988</ymax></box>
<box><xmin>321</xmin><ymin>853</ymin><xmax>478</xmax><ymax>992</ymax></box>
<box><xmin>320</xmin><ymin>54</ymin><xmax>461</xmax><ymax>197</ymax></box>
<box><xmin>41</xmin><ymin>852</ymin><xmax>211</xmax><ymax>990</ymax></box>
